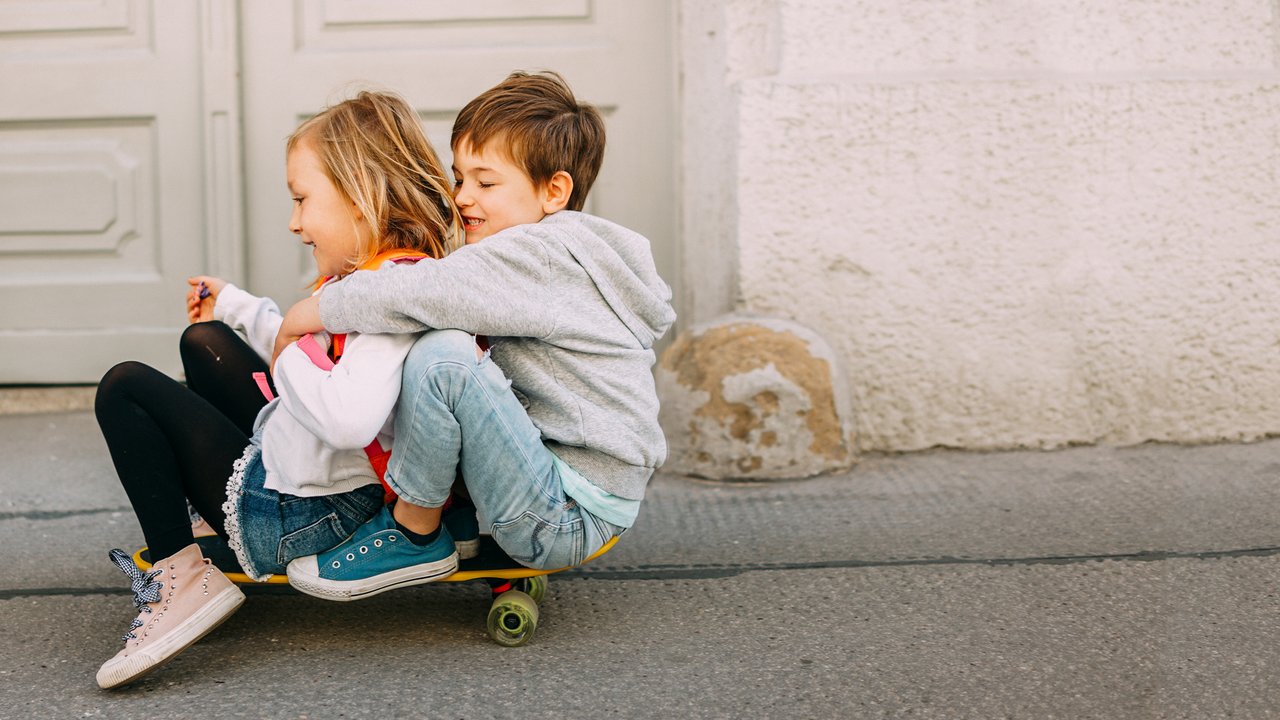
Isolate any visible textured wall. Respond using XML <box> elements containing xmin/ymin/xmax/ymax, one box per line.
<box><xmin>680</xmin><ymin>0</ymin><xmax>1280</xmax><ymax>452</ymax></box>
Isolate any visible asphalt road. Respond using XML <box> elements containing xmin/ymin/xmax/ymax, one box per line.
<box><xmin>3</xmin><ymin>410</ymin><xmax>1280</xmax><ymax>719</ymax></box>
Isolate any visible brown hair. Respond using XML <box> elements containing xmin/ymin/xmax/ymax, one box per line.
<box><xmin>289</xmin><ymin>90</ymin><xmax>462</xmax><ymax>271</ymax></box>
<box><xmin>451</xmin><ymin>71</ymin><xmax>605</xmax><ymax>212</ymax></box>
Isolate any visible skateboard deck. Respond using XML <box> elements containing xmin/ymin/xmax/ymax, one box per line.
<box><xmin>132</xmin><ymin>533</ymin><xmax>617</xmax><ymax>646</ymax></box>
<box><xmin>132</xmin><ymin>533</ymin><xmax>616</xmax><ymax>584</ymax></box>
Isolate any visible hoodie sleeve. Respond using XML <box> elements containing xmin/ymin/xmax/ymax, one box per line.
<box><xmin>318</xmin><ymin>231</ymin><xmax>559</xmax><ymax>339</ymax></box>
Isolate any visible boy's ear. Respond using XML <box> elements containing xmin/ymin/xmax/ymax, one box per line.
<box><xmin>540</xmin><ymin>170</ymin><xmax>574</xmax><ymax>214</ymax></box>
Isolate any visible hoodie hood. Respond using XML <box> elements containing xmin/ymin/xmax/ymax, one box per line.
<box><xmin>538</xmin><ymin>211</ymin><xmax>675</xmax><ymax>349</ymax></box>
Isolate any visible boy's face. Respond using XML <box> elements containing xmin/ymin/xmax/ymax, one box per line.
<box><xmin>451</xmin><ymin>139</ymin><xmax>548</xmax><ymax>244</ymax></box>
<box><xmin>286</xmin><ymin>137</ymin><xmax>367</xmax><ymax>277</ymax></box>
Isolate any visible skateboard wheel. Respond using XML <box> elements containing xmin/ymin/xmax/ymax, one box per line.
<box><xmin>518</xmin><ymin>575</ymin><xmax>548</xmax><ymax>604</ymax></box>
<box><xmin>487</xmin><ymin>590</ymin><xmax>539</xmax><ymax>647</ymax></box>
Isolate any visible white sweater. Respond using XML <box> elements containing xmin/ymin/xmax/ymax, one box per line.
<box><xmin>214</xmin><ymin>274</ymin><xmax>419</xmax><ymax>497</ymax></box>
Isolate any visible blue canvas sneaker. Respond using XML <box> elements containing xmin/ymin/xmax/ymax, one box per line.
<box><xmin>286</xmin><ymin>505</ymin><xmax>457</xmax><ymax>601</ymax></box>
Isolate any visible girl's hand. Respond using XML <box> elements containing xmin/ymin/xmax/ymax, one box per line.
<box><xmin>186</xmin><ymin>276</ymin><xmax>228</xmax><ymax>324</ymax></box>
<box><xmin>272</xmin><ymin>295</ymin><xmax>324</xmax><ymax>371</ymax></box>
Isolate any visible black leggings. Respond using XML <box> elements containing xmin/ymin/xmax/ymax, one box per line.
<box><xmin>95</xmin><ymin>322</ymin><xmax>272</xmax><ymax>560</ymax></box>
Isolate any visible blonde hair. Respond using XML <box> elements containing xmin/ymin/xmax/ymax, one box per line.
<box><xmin>451</xmin><ymin>71</ymin><xmax>605</xmax><ymax>212</ymax></box>
<box><xmin>288</xmin><ymin>90</ymin><xmax>461</xmax><ymax>272</ymax></box>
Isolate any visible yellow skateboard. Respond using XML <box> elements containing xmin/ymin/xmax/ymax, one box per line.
<box><xmin>134</xmin><ymin>533</ymin><xmax>616</xmax><ymax>647</ymax></box>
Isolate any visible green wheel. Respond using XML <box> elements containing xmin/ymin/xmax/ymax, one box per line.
<box><xmin>487</xmin><ymin>590</ymin><xmax>539</xmax><ymax>647</ymax></box>
<box><xmin>518</xmin><ymin>575</ymin><xmax>548</xmax><ymax>604</ymax></box>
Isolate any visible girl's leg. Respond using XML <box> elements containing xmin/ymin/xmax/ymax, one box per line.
<box><xmin>94</xmin><ymin>360</ymin><xmax>250</xmax><ymax>559</ymax></box>
<box><xmin>94</xmin><ymin>360</ymin><xmax>250</xmax><ymax>689</ymax></box>
<box><xmin>179</xmin><ymin>321</ymin><xmax>272</xmax><ymax>436</ymax></box>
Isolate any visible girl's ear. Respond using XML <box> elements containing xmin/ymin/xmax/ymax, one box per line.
<box><xmin>540</xmin><ymin>171</ymin><xmax>574</xmax><ymax>214</ymax></box>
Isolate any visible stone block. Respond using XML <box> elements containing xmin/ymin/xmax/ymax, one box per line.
<box><xmin>657</xmin><ymin>314</ymin><xmax>855</xmax><ymax>479</ymax></box>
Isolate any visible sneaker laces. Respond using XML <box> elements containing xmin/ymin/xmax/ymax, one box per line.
<box><xmin>107</xmin><ymin>548</ymin><xmax>164</xmax><ymax>642</ymax></box>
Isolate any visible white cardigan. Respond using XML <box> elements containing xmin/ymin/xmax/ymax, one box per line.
<box><xmin>214</xmin><ymin>273</ymin><xmax>419</xmax><ymax>497</ymax></box>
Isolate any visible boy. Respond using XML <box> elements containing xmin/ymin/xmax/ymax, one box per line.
<box><xmin>281</xmin><ymin>71</ymin><xmax>676</xmax><ymax>599</ymax></box>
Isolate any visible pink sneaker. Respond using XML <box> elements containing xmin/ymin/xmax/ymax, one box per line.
<box><xmin>97</xmin><ymin>544</ymin><xmax>245</xmax><ymax>689</ymax></box>
<box><xmin>190</xmin><ymin>517</ymin><xmax>216</xmax><ymax>538</ymax></box>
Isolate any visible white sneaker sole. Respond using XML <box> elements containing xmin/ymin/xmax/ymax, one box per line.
<box><xmin>455</xmin><ymin>537</ymin><xmax>479</xmax><ymax>560</ymax></box>
<box><xmin>96</xmin><ymin>585</ymin><xmax>245</xmax><ymax>690</ymax></box>
<box><xmin>287</xmin><ymin>551</ymin><xmax>459</xmax><ymax>602</ymax></box>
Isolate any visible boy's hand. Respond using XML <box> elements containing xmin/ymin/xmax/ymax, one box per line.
<box><xmin>272</xmin><ymin>295</ymin><xmax>324</xmax><ymax>371</ymax></box>
<box><xmin>186</xmin><ymin>276</ymin><xmax>228</xmax><ymax>324</ymax></box>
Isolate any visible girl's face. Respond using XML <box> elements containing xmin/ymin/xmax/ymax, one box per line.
<box><xmin>286</xmin><ymin>137</ymin><xmax>368</xmax><ymax>277</ymax></box>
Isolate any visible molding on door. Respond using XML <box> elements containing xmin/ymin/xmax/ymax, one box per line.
<box><xmin>199</xmin><ymin>0</ymin><xmax>245</xmax><ymax>284</ymax></box>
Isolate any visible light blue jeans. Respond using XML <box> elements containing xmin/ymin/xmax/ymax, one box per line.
<box><xmin>386</xmin><ymin>330</ymin><xmax>622</xmax><ymax>570</ymax></box>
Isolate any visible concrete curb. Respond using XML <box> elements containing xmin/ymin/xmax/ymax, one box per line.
<box><xmin>0</xmin><ymin>386</ymin><xmax>95</xmax><ymax>415</ymax></box>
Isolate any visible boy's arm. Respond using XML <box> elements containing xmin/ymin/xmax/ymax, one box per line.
<box><xmin>318</xmin><ymin>235</ymin><xmax>558</xmax><ymax>338</ymax></box>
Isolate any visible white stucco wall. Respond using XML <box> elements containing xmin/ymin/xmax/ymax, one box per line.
<box><xmin>680</xmin><ymin>0</ymin><xmax>1280</xmax><ymax>452</ymax></box>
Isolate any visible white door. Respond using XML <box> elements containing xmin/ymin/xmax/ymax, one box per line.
<box><xmin>0</xmin><ymin>1</ymin><xmax>241</xmax><ymax>383</ymax></box>
<box><xmin>239</xmin><ymin>1</ymin><xmax>678</xmax><ymax>318</ymax></box>
<box><xmin>0</xmin><ymin>1</ymin><xmax>675</xmax><ymax>383</ymax></box>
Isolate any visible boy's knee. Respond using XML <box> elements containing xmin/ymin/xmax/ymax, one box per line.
<box><xmin>403</xmin><ymin>329</ymin><xmax>481</xmax><ymax>378</ymax></box>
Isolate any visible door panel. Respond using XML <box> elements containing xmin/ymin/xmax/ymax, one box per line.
<box><xmin>0</xmin><ymin>1</ymin><xmax>214</xmax><ymax>382</ymax></box>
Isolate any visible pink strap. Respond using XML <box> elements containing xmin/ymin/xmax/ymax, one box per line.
<box><xmin>251</xmin><ymin>372</ymin><xmax>275</xmax><ymax>401</ymax></box>
<box><xmin>295</xmin><ymin>333</ymin><xmax>336</xmax><ymax>370</ymax></box>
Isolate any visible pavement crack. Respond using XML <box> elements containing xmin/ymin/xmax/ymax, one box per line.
<box><xmin>5</xmin><ymin>545</ymin><xmax>1277</xmax><ymax>599</ymax></box>
<box><xmin>562</xmin><ymin>544</ymin><xmax>1280</xmax><ymax>580</ymax></box>
<box><xmin>0</xmin><ymin>507</ymin><xmax>132</xmax><ymax>522</ymax></box>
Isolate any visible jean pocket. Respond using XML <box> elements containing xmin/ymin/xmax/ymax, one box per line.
<box><xmin>491</xmin><ymin>511</ymin><xmax>585</xmax><ymax>570</ymax></box>
<box><xmin>327</xmin><ymin>486</ymin><xmax>384</xmax><ymax>528</ymax></box>
<box><xmin>277</xmin><ymin>512</ymin><xmax>345</xmax><ymax>566</ymax></box>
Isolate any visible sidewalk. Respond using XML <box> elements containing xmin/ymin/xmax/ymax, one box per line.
<box><xmin>2</xmin><ymin>407</ymin><xmax>1279</xmax><ymax>718</ymax></box>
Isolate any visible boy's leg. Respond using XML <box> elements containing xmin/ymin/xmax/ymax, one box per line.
<box><xmin>388</xmin><ymin>330</ymin><xmax>595</xmax><ymax>570</ymax></box>
<box><xmin>282</xmin><ymin>331</ymin><xmax>479</xmax><ymax>599</ymax></box>
<box><xmin>286</xmin><ymin>329</ymin><xmax>594</xmax><ymax>601</ymax></box>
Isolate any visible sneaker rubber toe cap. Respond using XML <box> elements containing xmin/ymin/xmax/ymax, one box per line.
<box><xmin>286</xmin><ymin>555</ymin><xmax>319</xmax><ymax>582</ymax></box>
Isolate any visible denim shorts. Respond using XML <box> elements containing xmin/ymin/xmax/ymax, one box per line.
<box><xmin>221</xmin><ymin>444</ymin><xmax>384</xmax><ymax>581</ymax></box>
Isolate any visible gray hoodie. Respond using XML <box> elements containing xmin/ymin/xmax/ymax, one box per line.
<box><xmin>318</xmin><ymin>211</ymin><xmax>676</xmax><ymax>500</ymax></box>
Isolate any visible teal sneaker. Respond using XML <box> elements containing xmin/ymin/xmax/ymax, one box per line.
<box><xmin>286</xmin><ymin>505</ymin><xmax>458</xmax><ymax>601</ymax></box>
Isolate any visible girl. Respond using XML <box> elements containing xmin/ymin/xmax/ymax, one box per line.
<box><xmin>93</xmin><ymin>90</ymin><xmax>460</xmax><ymax>690</ymax></box>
